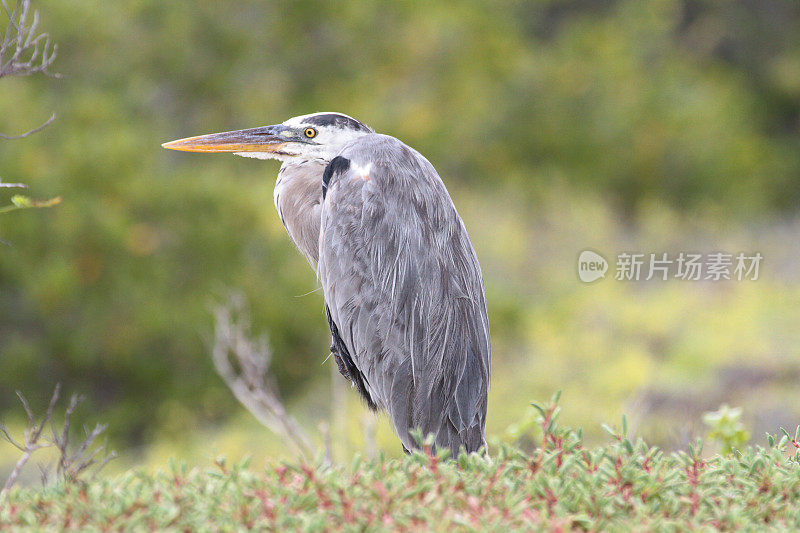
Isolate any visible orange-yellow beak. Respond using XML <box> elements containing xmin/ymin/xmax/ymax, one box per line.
<box><xmin>162</xmin><ymin>125</ymin><xmax>288</xmax><ymax>153</ymax></box>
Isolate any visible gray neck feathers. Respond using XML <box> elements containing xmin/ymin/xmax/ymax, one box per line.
<box><xmin>274</xmin><ymin>160</ymin><xmax>327</xmax><ymax>265</ymax></box>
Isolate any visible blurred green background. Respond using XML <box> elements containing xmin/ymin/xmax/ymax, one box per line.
<box><xmin>2</xmin><ymin>0</ymin><xmax>800</xmax><ymax>468</ymax></box>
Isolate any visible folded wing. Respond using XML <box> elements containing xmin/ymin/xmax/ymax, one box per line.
<box><xmin>318</xmin><ymin>135</ymin><xmax>490</xmax><ymax>454</ymax></box>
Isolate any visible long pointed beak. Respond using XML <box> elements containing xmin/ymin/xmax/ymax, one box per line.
<box><xmin>161</xmin><ymin>126</ymin><xmax>287</xmax><ymax>153</ymax></box>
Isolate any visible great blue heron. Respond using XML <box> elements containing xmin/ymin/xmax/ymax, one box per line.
<box><xmin>163</xmin><ymin>112</ymin><xmax>490</xmax><ymax>455</ymax></box>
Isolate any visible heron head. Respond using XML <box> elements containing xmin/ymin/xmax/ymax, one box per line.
<box><xmin>162</xmin><ymin>112</ymin><xmax>373</xmax><ymax>163</ymax></box>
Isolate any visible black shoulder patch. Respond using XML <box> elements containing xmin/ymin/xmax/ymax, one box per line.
<box><xmin>322</xmin><ymin>156</ymin><xmax>350</xmax><ymax>199</ymax></box>
<box><xmin>306</xmin><ymin>113</ymin><xmax>372</xmax><ymax>133</ymax></box>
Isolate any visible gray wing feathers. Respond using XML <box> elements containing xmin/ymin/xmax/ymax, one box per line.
<box><xmin>318</xmin><ymin>134</ymin><xmax>490</xmax><ymax>454</ymax></box>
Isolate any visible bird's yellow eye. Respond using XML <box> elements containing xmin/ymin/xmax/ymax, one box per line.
<box><xmin>304</xmin><ymin>128</ymin><xmax>317</xmax><ymax>138</ymax></box>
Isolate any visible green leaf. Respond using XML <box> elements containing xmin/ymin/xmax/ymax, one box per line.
<box><xmin>11</xmin><ymin>195</ymin><xmax>32</xmax><ymax>207</ymax></box>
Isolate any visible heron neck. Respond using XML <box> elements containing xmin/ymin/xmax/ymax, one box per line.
<box><xmin>274</xmin><ymin>159</ymin><xmax>327</xmax><ymax>265</ymax></box>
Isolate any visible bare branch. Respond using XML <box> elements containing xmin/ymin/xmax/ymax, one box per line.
<box><xmin>0</xmin><ymin>385</ymin><xmax>59</xmax><ymax>500</ymax></box>
<box><xmin>0</xmin><ymin>181</ymin><xmax>27</xmax><ymax>188</ymax></box>
<box><xmin>16</xmin><ymin>390</ymin><xmax>35</xmax><ymax>424</ymax></box>
<box><xmin>211</xmin><ymin>293</ymin><xmax>316</xmax><ymax>460</ymax></box>
<box><xmin>0</xmin><ymin>0</ymin><xmax>58</xmax><ymax>141</ymax></box>
<box><xmin>362</xmin><ymin>410</ymin><xmax>377</xmax><ymax>460</ymax></box>
<box><xmin>1</xmin><ymin>442</ymin><xmax>50</xmax><ymax>497</ymax></box>
<box><xmin>37</xmin><ymin>462</ymin><xmax>50</xmax><ymax>488</ymax></box>
<box><xmin>318</xmin><ymin>421</ymin><xmax>332</xmax><ymax>466</ymax></box>
<box><xmin>0</xmin><ymin>423</ymin><xmax>24</xmax><ymax>451</ymax></box>
<box><xmin>52</xmin><ymin>393</ymin><xmax>80</xmax><ymax>469</ymax></box>
<box><xmin>0</xmin><ymin>111</ymin><xmax>54</xmax><ymax>139</ymax></box>
<box><xmin>51</xmin><ymin>393</ymin><xmax>116</xmax><ymax>482</ymax></box>
<box><xmin>1</xmin><ymin>384</ymin><xmax>116</xmax><ymax>498</ymax></box>
<box><xmin>64</xmin><ymin>423</ymin><xmax>106</xmax><ymax>476</ymax></box>
<box><xmin>92</xmin><ymin>450</ymin><xmax>117</xmax><ymax>481</ymax></box>
<box><xmin>0</xmin><ymin>0</ymin><xmax>58</xmax><ymax>80</ymax></box>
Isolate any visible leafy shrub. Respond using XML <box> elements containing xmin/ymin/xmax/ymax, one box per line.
<box><xmin>2</xmin><ymin>396</ymin><xmax>800</xmax><ymax>530</ymax></box>
<box><xmin>703</xmin><ymin>404</ymin><xmax>751</xmax><ymax>455</ymax></box>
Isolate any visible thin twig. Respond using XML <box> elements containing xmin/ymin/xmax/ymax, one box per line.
<box><xmin>0</xmin><ymin>195</ymin><xmax>62</xmax><ymax>215</ymax></box>
<box><xmin>0</xmin><ymin>0</ymin><xmax>58</xmax><ymax>140</ymax></box>
<box><xmin>0</xmin><ymin>385</ymin><xmax>60</xmax><ymax>500</ymax></box>
<box><xmin>318</xmin><ymin>422</ymin><xmax>332</xmax><ymax>466</ymax></box>
<box><xmin>37</xmin><ymin>462</ymin><xmax>50</xmax><ymax>488</ymax></box>
<box><xmin>1</xmin><ymin>384</ymin><xmax>116</xmax><ymax>498</ymax></box>
<box><xmin>0</xmin><ymin>0</ymin><xmax>58</xmax><ymax>80</ymax></box>
<box><xmin>92</xmin><ymin>450</ymin><xmax>118</xmax><ymax>481</ymax></box>
<box><xmin>0</xmin><ymin>112</ymin><xmax>54</xmax><ymax>139</ymax></box>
